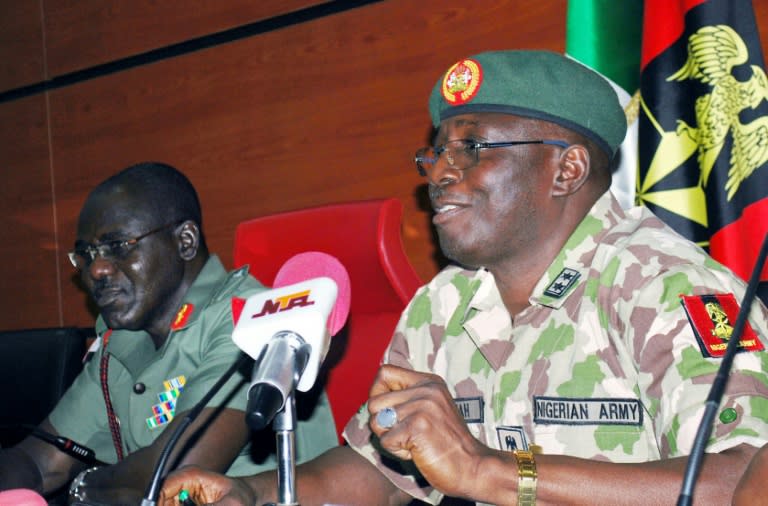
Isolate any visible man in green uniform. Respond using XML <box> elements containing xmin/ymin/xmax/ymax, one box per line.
<box><xmin>0</xmin><ymin>162</ymin><xmax>337</xmax><ymax>504</ymax></box>
<box><xmin>160</xmin><ymin>51</ymin><xmax>768</xmax><ymax>505</ymax></box>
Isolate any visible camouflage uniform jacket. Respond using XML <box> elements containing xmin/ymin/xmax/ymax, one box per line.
<box><xmin>344</xmin><ymin>191</ymin><xmax>768</xmax><ymax>505</ymax></box>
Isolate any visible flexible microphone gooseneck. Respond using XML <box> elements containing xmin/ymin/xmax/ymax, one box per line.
<box><xmin>677</xmin><ymin>232</ymin><xmax>768</xmax><ymax>506</ymax></box>
<box><xmin>141</xmin><ymin>352</ymin><xmax>251</xmax><ymax>506</ymax></box>
<box><xmin>141</xmin><ymin>251</ymin><xmax>351</xmax><ymax>506</ymax></box>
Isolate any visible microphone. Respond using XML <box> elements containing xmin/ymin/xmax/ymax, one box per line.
<box><xmin>141</xmin><ymin>352</ymin><xmax>252</xmax><ymax>506</ymax></box>
<box><xmin>232</xmin><ymin>251</ymin><xmax>351</xmax><ymax>430</ymax></box>
<box><xmin>140</xmin><ymin>252</ymin><xmax>350</xmax><ymax>506</ymax></box>
<box><xmin>677</xmin><ymin>232</ymin><xmax>768</xmax><ymax>506</ymax></box>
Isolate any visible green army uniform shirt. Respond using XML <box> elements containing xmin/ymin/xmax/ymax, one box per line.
<box><xmin>50</xmin><ymin>255</ymin><xmax>338</xmax><ymax>476</ymax></box>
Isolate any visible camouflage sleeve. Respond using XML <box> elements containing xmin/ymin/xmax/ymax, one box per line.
<box><xmin>621</xmin><ymin>261</ymin><xmax>768</xmax><ymax>457</ymax></box>
<box><xmin>342</xmin><ymin>282</ymin><xmax>447</xmax><ymax>505</ymax></box>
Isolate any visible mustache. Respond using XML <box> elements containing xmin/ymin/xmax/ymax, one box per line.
<box><xmin>428</xmin><ymin>184</ymin><xmax>445</xmax><ymax>202</ymax></box>
<box><xmin>428</xmin><ymin>185</ymin><xmax>469</xmax><ymax>207</ymax></box>
<box><xmin>91</xmin><ymin>279</ymin><xmax>122</xmax><ymax>297</ymax></box>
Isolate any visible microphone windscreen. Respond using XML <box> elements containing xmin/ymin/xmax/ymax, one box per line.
<box><xmin>273</xmin><ymin>251</ymin><xmax>351</xmax><ymax>336</ymax></box>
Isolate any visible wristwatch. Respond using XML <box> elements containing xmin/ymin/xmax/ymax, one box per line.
<box><xmin>513</xmin><ymin>449</ymin><xmax>537</xmax><ymax>506</ymax></box>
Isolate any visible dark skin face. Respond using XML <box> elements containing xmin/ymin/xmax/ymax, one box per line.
<box><xmin>427</xmin><ymin>113</ymin><xmax>568</xmax><ymax>268</ymax></box>
<box><xmin>426</xmin><ymin>112</ymin><xmax>600</xmax><ymax>315</ymax></box>
<box><xmin>75</xmin><ymin>184</ymin><xmax>197</xmax><ymax>347</ymax></box>
<box><xmin>0</xmin><ymin>181</ymin><xmax>235</xmax><ymax>503</ymax></box>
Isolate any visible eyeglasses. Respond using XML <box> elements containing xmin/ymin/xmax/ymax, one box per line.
<box><xmin>67</xmin><ymin>221</ymin><xmax>179</xmax><ymax>269</ymax></box>
<box><xmin>414</xmin><ymin>138</ymin><xmax>570</xmax><ymax>176</ymax></box>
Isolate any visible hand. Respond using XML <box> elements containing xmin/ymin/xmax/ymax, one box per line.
<box><xmin>367</xmin><ymin>364</ymin><xmax>495</xmax><ymax>498</ymax></box>
<box><xmin>159</xmin><ymin>465</ymin><xmax>255</xmax><ymax>506</ymax></box>
<box><xmin>733</xmin><ymin>443</ymin><xmax>768</xmax><ymax>506</ymax></box>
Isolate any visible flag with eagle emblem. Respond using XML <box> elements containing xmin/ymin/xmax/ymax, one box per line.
<box><xmin>637</xmin><ymin>0</ymin><xmax>768</xmax><ymax>304</ymax></box>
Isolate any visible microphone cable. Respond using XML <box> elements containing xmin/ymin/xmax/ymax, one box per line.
<box><xmin>141</xmin><ymin>352</ymin><xmax>251</xmax><ymax>506</ymax></box>
<box><xmin>0</xmin><ymin>424</ymin><xmax>105</xmax><ymax>466</ymax></box>
<box><xmin>677</xmin><ymin>232</ymin><xmax>768</xmax><ymax>506</ymax></box>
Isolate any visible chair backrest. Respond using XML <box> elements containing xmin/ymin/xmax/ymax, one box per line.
<box><xmin>233</xmin><ymin>198</ymin><xmax>423</xmax><ymax>442</ymax></box>
<box><xmin>0</xmin><ymin>327</ymin><xmax>90</xmax><ymax>448</ymax></box>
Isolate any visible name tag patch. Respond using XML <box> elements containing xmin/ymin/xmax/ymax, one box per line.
<box><xmin>454</xmin><ymin>397</ymin><xmax>483</xmax><ymax>423</ymax></box>
<box><xmin>533</xmin><ymin>396</ymin><xmax>643</xmax><ymax>426</ymax></box>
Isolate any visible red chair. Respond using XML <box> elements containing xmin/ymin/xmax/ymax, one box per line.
<box><xmin>233</xmin><ymin>198</ymin><xmax>423</xmax><ymax>442</ymax></box>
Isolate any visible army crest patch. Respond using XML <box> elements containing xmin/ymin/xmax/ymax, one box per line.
<box><xmin>441</xmin><ymin>58</ymin><xmax>482</xmax><ymax>105</ymax></box>
<box><xmin>680</xmin><ymin>293</ymin><xmax>764</xmax><ymax>357</ymax></box>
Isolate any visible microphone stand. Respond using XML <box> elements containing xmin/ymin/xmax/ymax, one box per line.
<box><xmin>261</xmin><ymin>340</ymin><xmax>311</xmax><ymax>506</ymax></box>
<box><xmin>273</xmin><ymin>391</ymin><xmax>299</xmax><ymax>506</ymax></box>
<box><xmin>676</xmin><ymin>232</ymin><xmax>768</xmax><ymax>506</ymax></box>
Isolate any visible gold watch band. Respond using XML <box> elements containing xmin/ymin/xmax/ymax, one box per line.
<box><xmin>514</xmin><ymin>450</ymin><xmax>537</xmax><ymax>506</ymax></box>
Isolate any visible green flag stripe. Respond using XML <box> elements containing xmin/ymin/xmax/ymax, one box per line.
<box><xmin>566</xmin><ymin>0</ymin><xmax>643</xmax><ymax>93</ymax></box>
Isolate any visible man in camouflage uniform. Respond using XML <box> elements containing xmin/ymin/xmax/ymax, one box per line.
<box><xmin>160</xmin><ymin>50</ymin><xmax>768</xmax><ymax>505</ymax></box>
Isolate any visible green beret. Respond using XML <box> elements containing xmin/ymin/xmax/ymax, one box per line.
<box><xmin>428</xmin><ymin>50</ymin><xmax>627</xmax><ymax>157</ymax></box>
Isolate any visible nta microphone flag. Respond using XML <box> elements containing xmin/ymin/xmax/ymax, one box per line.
<box><xmin>637</xmin><ymin>0</ymin><xmax>768</xmax><ymax>302</ymax></box>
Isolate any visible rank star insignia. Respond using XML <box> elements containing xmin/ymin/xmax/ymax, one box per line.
<box><xmin>544</xmin><ymin>268</ymin><xmax>581</xmax><ymax>298</ymax></box>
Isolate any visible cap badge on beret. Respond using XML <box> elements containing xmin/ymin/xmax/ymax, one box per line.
<box><xmin>441</xmin><ymin>58</ymin><xmax>483</xmax><ymax>105</ymax></box>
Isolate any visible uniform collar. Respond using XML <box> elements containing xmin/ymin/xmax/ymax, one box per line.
<box><xmin>94</xmin><ymin>255</ymin><xmax>237</xmax><ymax>358</ymax></box>
<box><xmin>453</xmin><ymin>191</ymin><xmax>625</xmax><ymax>322</ymax></box>
<box><xmin>529</xmin><ymin>191</ymin><xmax>624</xmax><ymax>308</ymax></box>
<box><xmin>170</xmin><ymin>254</ymin><xmax>228</xmax><ymax>329</ymax></box>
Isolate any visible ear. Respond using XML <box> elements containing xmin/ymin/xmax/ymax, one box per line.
<box><xmin>552</xmin><ymin>144</ymin><xmax>590</xmax><ymax>197</ymax></box>
<box><xmin>176</xmin><ymin>221</ymin><xmax>200</xmax><ymax>261</ymax></box>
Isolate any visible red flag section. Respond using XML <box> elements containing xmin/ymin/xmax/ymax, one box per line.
<box><xmin>638</xmin><ymin>0</ymin><xmax>768</xmax><ymax>303</ymax></box>
<box><xmin>640</xmin><ymin>0</ymin><xmax>705</xmax><ymax>68</ymax></box>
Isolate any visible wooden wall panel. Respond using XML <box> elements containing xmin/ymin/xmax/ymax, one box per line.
<box><xmin>0</xmin><ymin>96</ymin><xmax>60</xmax><ymax>329</ymax></box>
<box><xmin>47</xmin><ymin>0</ymin><xmax>566</xmax><ymax>327</ymax></box>
<box><xmin>2</xmin><ymin>0</ymin><xmax>767</xmax><ymax>331</ymax></box>
<box><xmin>43</xmin><ymin>0</ymin><xmax>330</xmax><ymax>76</ymax></box>
<box><xmin>0</xmin><ymin>2</ymin><xmax>45</xmax><ymax>92</ymax></box>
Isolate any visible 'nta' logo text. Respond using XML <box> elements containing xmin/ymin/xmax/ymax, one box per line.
<box><xmin>251</xmin><ymin>290</ymin><xmax>315</xmax><ymax>318</ymax></box>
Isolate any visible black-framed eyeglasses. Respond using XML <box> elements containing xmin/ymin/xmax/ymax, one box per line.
<box><xmin>67</xmin><ymin>221</ymin><xmax>180</xmax><ymax>269</ymax></box>
<box><xmin>414</xmin><ymin>138</ymin><xmax>570</xmax><ymax>176</ymax></box>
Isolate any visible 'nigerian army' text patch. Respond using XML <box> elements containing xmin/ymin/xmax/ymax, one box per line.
<box><xmin>533</xmin><ymin>396</ymin><xmax>643</xmax><ymax>426</ymax></box>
